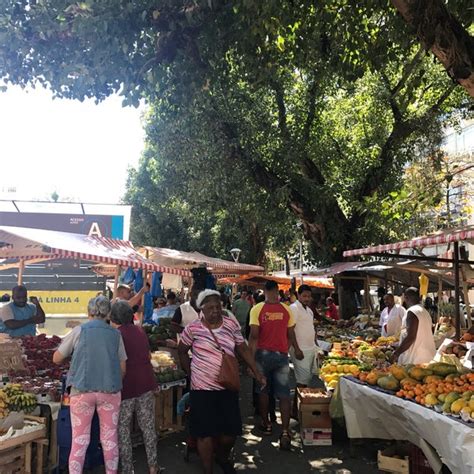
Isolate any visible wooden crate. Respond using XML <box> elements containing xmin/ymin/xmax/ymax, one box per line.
<box><xmin>154</xmin><ymin>386</ymin><xmax>184</xmax><ymax>433</ymax></box>
<box><xmin>0</xmin><ymin>445</ymin><xmax>25</xmax><ymax>474</ymax></box>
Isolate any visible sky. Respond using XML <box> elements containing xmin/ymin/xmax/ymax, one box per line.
<box><xmin>0</xmin><ymin>85</ymin><xmax>145</xmax><ymax>204</ymax></box>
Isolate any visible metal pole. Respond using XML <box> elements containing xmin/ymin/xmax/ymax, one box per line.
<box><xmin>453</xmin><ymin>242</ymin><xmax>461</xmax><ymax>340</ymax></box>
<box><xmin>17</xmin><ymin>259</ymin><xmax>25</xmax><ymax>285</ymax></box>
<box><xmin>113</xmin><ymin>264</ymin><xmax>121</xmax><ymax>298</ymax></box>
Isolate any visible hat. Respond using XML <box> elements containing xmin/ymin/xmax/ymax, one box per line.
<box><xmin>196</xmin><ymin>289</ymin><xmax>221</xmax><ymax>309</ymax></box>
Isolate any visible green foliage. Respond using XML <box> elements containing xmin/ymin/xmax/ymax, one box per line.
<box><xmin>1</xmin><ymin>1</ymin><xmax>471</xmax><ymax>263</ymax></box>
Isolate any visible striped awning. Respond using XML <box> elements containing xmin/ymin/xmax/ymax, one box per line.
<box><xmin>140</xmin><ymin>246</ymin><xmax>264</xmax><ymax>274</ymax></box>
<box><xmin>343</xmin><ymin>226</ymin><xmax>474</xmax><ymax>258</ymax></box>
<box><xmin>0</xmin><ymin>226</ymin><xmax>190</xmax><ymax>276</ymax></box>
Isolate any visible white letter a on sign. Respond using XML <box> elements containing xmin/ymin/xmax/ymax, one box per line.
<box><xmin>88</xmin><ymin>222</ymin><xmax>102</xmax><ymax>237</ymax></box>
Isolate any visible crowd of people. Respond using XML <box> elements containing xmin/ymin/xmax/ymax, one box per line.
<box><xmin>0</xmin><ymin>280</ymin><xmax>446</xmax><ymax>474</ymax></box>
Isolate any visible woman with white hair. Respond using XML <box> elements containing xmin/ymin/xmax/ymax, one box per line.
<box><xmin>178</xmin><ymin>289</ymin><xmax>266</xmax><ymax>474</ymax></box>
<box><xmin>53</xmin><ymin>296</ymin><xmax>127</xmax><ymax>474</ymax></box>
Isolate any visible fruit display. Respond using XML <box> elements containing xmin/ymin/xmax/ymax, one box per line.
<box><xmin>298</xmin><ymin>388</ymin><xmax>331</xmax><ymax>403</ymax></box>
<box><xmin>320</xmin><ymin>359</ymin><xmax>362</xmax><ymax>389</ymax></box>
<box><xmin>8</xmin><ymin>376</ymin><xmax>61</xmax><ymax>402</ymax></box>
<box><xmin>143</xmin><ymin>318</ymin><xmax>174</xmax><ymax>350</ymax></box>
<box><xmin>0</xmin><ymin>389</ymin><xmax>9</xmax><ymax>419</ymax></box>
<box><xmin>151</xmin><ymin>351</ymin><xmax>176</xmax><ymax>370</ymax></box>
<box><xmin>439</xmin><ymin>341</ymin><xmax>469</xmax><ymax>359</ymax></box>
<box><xmin>356</xmin><ymin>362</ymin><xmax>474</xmax><ymax>422</ymax></box>
<box><xmin>18</xmin><ymin>334</ymin><xmax>68</xmax><ymax>379</ymax></box>
<box><xmin>1</xmin><ymin>384</ymin><xmax>37</xmax><ymax>414</ymax></box>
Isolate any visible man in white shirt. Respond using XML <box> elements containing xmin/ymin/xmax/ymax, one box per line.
<box><xmin>290</xmin><ymin>285</ymin><xmax>317</xmax><ymax>387</ymax></box>
<box><xmin>393</xmin><ymin>287</ymin><xmax>436</xmax><ymax>365</ymax></box>
<box><xmin>380</xmin><ymin>294</ymin><xmax>406</xmax><ymax>338</ymax></box>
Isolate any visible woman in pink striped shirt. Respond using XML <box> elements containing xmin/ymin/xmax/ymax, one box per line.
<box><xmin>178</xmin><ymin>290</ymin><xmax>265</xmax><ymax>474</ymax></box>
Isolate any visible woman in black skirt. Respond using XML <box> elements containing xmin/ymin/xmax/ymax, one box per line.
<box><xmin>178</xmin><ymin>290</ymin><xmax>265</xmax><ymax>474</ymax></box>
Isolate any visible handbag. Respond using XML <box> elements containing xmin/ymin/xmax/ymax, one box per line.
<box><xmin>205</xmin><ymin>323</ymin><xmax>241</xmax><ymax>392</ymax></box>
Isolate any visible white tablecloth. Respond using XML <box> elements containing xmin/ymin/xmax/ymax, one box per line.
<box><xmin>339</xmin><ymin>377</ymin><xmax>474</xmax><ymax>474</ymax></box>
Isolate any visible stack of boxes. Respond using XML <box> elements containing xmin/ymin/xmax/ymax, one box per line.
<box><xmin>297</xmin><ymin>388</ymin><xmax>332</xmax><ymax>446</ymax></box>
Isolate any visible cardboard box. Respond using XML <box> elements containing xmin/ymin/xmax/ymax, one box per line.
<box><xmin>377</xmin><ymin>449</ymin><xmax>410</xmax><ymax>473</ymax></box>
<box><xmin>299</xmin><ymin>403</ymin><xmax>332</xmax><ymax>429</ymax></box>
<box><xmin>301</xmin><ymin>427</ymin><xmax>332</xmax><ymax>446</ymax></box>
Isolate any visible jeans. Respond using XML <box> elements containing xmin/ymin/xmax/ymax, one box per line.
<box><xmin>255</xmin><ymin>349</ymin><xmax>290</xmax><ymax>398</ymax></box>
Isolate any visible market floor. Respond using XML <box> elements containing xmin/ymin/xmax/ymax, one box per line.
<box><xmin>91</xmin><ymin>376</ymin><xmax>383</xmax><ymax>474</ymax></box>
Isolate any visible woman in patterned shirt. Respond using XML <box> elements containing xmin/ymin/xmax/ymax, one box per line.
<box><xmin>178</xmin><ymin>290</ymin><xmax>265</xmax><ymax>474</ymax></box>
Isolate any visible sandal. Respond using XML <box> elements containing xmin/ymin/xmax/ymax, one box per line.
<box><xmin>259</xmin><ymin>423</ymin><xmax>272</xmax><ymax>436</ymax></box>
<box><xmin>279</xmin><ymin>430</ymin><xmax>292</xmax><ymax>451</ymax></box>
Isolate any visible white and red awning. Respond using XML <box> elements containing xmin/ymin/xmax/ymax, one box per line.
<box><xmin>343</xmin><ymin>226</ymin><xmax>474</xmax><ymax>258</ymax></box>
<box><xmin>0</xmin><ymin>226</ymin><xmax>190</xmax><ymax>276</ymax></box>
<box><xmin>140</xmin><ymin>246</ymin><xmax>264</xmax><ymax>275</ymax></box>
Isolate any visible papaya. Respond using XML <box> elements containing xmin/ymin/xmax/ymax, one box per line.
<box><xmin>400</xmin><ymin>377</ymin><xmax>418</xmax><ymax>388</ymax></box>
<box><xmin>437</xmin><ymin>394</ymin><xmax>447</xmax><ymax>403</ymax></box>
<box><xmin>451</xmin><ymin>399</ymin><xmax>466</xmax><ymax>415</ymax></box>
<box><xmin>442</xmin><ymin>401</ymin><xmax>452</xmax><ymax>413</ymax></box>
<box><xmin>424</xmin><ymin>394</ymin><xmax>438</xmax><ymax>406</ymax></box>
<box><xmin>427</xmin><ymin>362</ymin><xmax>458</xmax><ymax>377</ymax></box>
<box><xmin>377</xmin><ymin>375</ymin><xmax>400</xmax><ymax>391</ymax></box>
<box><xmin>424</xmin><ymin>375</ymin><xmax>442</xmax><ymax>384</ymax></box>
<box><xmin>366</xmin><ymin>371</ymin><xmax>380</xmax><ymax>386</ymax></box>
<box><xmin>408</xmin><ymin>367</ymin><xmax>433</xmax><ymax>381</ymax></box>
<box><xmin>445</xmin><ymin>392</ymin><xmax>460</xmax><ymax>405</ymax></box>
<box><xmin>389</xmin><ymin>365</ymin><xmax>408</xmax><ymax>381</ymax></box>
<box><xmin>444</xmin><ymin>374</ymin><xmax>458</xmax><ymax>382</ymax></box>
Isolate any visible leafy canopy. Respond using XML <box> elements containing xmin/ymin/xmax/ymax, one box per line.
<box><xmin>0</xmin><ymin>1</ymin><xmax>471</xmax><ymax>263</ymax></box>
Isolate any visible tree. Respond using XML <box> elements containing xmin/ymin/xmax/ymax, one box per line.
<box><xmin>391</xmin><ymin>0</ymin><xmax>474</xmax><ymax>97</ymax></box>
<box><xmin>1</xmin><ymin>1</ymin><xmax>471</xmax><ymax>262</ymax></box>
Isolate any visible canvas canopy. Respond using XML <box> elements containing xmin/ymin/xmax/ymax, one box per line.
<box><xmin>343</xmin><ymin>226</ymin><xmax>474</xmax><ymax>257</ymax></box>
<box><xmin>0</xmin><ymin>226</ymin><xmax>186</xmax><ymax>275</ymax></box>
<box><xmin>140</xmin><ymin>246</ymin><xmax>264</xmax><ymax>275</ymax></box>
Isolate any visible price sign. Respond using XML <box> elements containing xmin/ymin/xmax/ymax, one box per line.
<box><xmin>0</xmin><ymin>341</ymin><xmax>25</xmax><ymax>372</ymax></box>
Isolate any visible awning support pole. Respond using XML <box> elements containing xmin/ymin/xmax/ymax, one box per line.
<box><xmin>113</xmin><ymin>264</ymin><xmax>121</xmax><ymax>298</ymax></box>
<box><xmin>17</xmin><ymin>259</ymin><xmax>25</xmax><ymax>285</ymax></box>
<box><xmin>453</xmin><ymin>242</ymin><xmax>461</xmax><ymax>340</ymax></box>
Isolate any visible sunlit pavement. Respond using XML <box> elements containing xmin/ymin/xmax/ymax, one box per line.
<box><xmin>124</xmin><ymin>376</ymin><xmax>382</xmax><ymax>473</ymax></box>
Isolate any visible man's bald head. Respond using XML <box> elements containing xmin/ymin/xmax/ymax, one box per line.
<box><xmin>12</xmin><ymin>285</ymin><xmax>28</xmax><ymax>307</ymax></box>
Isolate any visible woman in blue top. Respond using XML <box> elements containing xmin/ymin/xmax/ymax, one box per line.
<box><xmin>53</xmin><ymin>296</ymin><xmax>127</xmax><ymax>474</ymax></box>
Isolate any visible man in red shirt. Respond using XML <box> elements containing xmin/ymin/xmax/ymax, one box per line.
<box><xmin>249</xmin><ymin>280</ymin><xmax>303</xmax><ymax>450</ymax></box>
<box><xmin>325</xmin><ymin>296</ymin><xmax>339</xmax><ymax>321</ymax></box>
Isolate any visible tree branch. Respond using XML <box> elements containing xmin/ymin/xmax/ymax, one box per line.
<box><xmin>270</xmin><ymin>80</ymin><xmax>290</xmax><ymax>142</ymax></box>
<box><xmin>303</xmin><ymin>79</ymin><xmax>317</xmax><ymax>144</ymax></box>
<box><xmin>391</xmin><ymin>0</ymin><xmax>474</xmax><ymax>97</ymax></box>
<box><xmin>391</xmin><ymin>46</ymin><xmax>425</xmax><ymax>98</ymax></box>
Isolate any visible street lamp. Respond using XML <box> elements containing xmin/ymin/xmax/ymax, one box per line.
<box><xmin>230</xmin><ymin>248</ymin><xmax>241</xmax><ymax>262</ymax></box>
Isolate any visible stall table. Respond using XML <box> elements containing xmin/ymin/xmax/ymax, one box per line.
<box><xmin>339</xmin><ymin>377</ymin><xmax>474</xmax><ymax>474</ymax></box>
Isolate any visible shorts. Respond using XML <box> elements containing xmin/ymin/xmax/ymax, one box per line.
<box><xmin>290</xmin><ymin>347</ymin><xmax>316</xmax><ymax>386</ymax></box>
<box><xmin>189</xmin><ymin>390</ymin><xmax>242</xmax><ymax>438</ymax></box>
<box><xmin>254</xmin><ymin>349</ymin><xmax>290</xmax><ymax>399</ymax></box>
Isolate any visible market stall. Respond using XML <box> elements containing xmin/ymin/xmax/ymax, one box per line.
<box><xmin>339</xmin><ymin>376</ymin><xmax>474</xmax><ymax>474</ymax></box>
<box><xmin>343</xmin><ymin>226</ymin><xmax>474</xmax><ymax>337</ymax></box>
<box><xmin>218</xmin><ymin>273</ymin><xmax>334</xmax><ymax>291</ymax></box>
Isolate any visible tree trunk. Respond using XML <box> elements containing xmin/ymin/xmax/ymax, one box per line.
<box><xmin>391</xmin><ymin>0</ymin><xmax>474</xmax><ymax>97</ymax></box>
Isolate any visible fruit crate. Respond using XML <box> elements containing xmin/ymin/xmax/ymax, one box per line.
<box><xmin>0</xmin><ymin>444</ymin><xmax>25</xmax><ymax>473</ymax></box>
<box><xmin>154</xmin><ymin>384</ymin><xmax>185</xmax><ymax>434</ymax></box>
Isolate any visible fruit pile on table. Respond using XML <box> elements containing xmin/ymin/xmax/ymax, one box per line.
<box><xmin>15</xmin><ymin>334</ymin><xmax>68</xmax><ymax>379</ymax></box>
<box><xmin>356</xmin><ymin>362</ymin><xmax>474</xmax><ymax>422</ymax></box>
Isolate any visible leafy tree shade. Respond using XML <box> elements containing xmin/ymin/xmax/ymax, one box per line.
<box><xmin>1</xmin><ymin>1</ymin><xmax>471</xmax><ymax>262</ymax></box>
